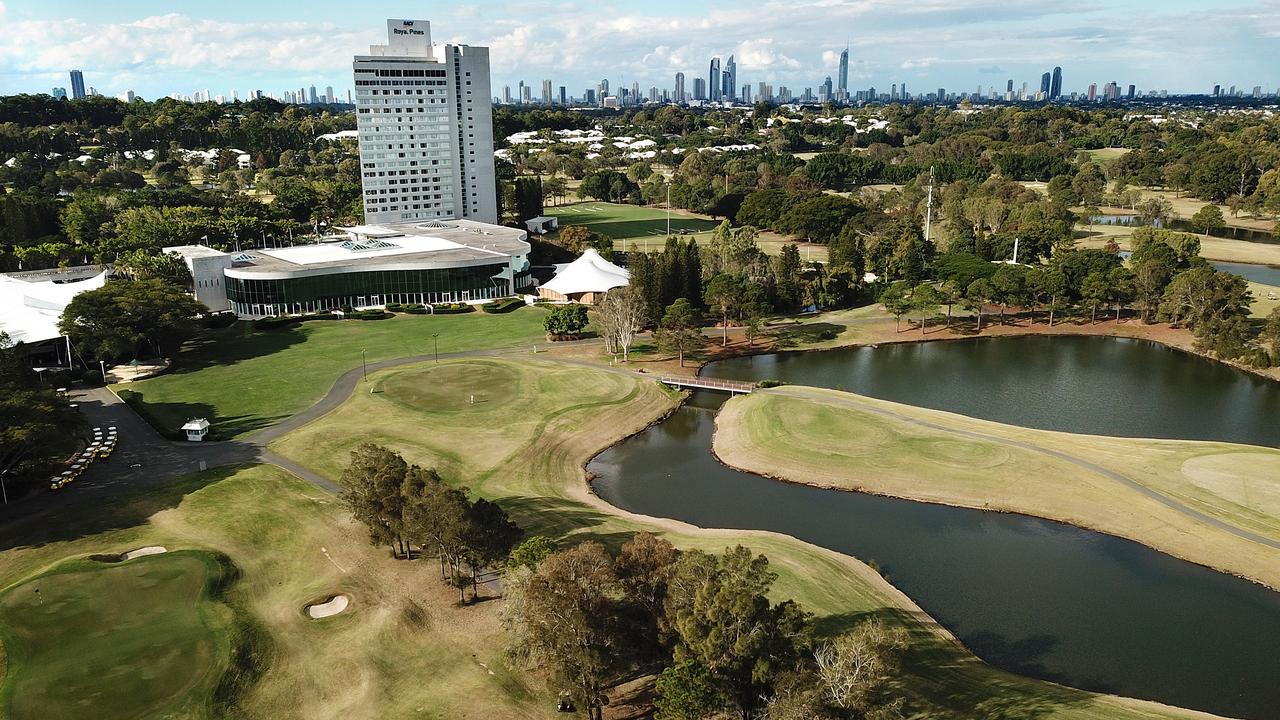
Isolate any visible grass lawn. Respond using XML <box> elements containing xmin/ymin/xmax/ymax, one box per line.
<box><xmin>1084</xmin><ymin>147</ymin><xmax>1131</xmax><ymax>165</ymax></box>
<box><xmin>120</xmin><ymin>307</ymin><xmax>551</xmax><ymax>438</ymax></box>
<box><xmin>0</xmin><ymin>463</ymin><xmax>556</xmax><ymax>720</ymax></box>
<box><xmin>1076</xmin><ymin>227</ymin><xmax>1280</xmax><ymax>266</ymax></box>
<box><xmin>714</xmin><ymin>387</ymin><xmax>1280</xmax><ymax>589</ymax></box>
<box><xmin>547</xmin><ymin>200</ymin><xmax>828</xmax><ymax>260</ymax></box>
<box><xmin>271</xmin><ymin>357</ymin><xmax>1222</xmax><ymax>720</ymax></box>
<box><xmin>0</xmin><ymin>551</ymin><xmax>236</xmax><ymax>720</ymax></box>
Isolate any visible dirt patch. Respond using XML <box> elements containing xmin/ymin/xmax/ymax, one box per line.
<box><xmin>306</xmin><ymin>594</ymin><xmax>350</xmax><ymax>619</ymax></box>
<box><xmin>1182</xmin><ymin>453</ymin><xmax>1280</xmax><ymax>516</ymax></box>
<box><xmin>91</xmin><ymin>546</ymin><xmax>168</xmax><ymax>563</ymax></box>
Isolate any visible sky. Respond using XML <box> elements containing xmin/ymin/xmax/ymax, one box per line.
<box><xmin>0</xmin><ymin>0</ymin><xmax>1276</xmax><ymax>101</ymax></box>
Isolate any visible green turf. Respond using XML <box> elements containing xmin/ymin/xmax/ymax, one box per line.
<box><xmin>548</xmin><ymin>201</ymin><xmax>719</xmax><ymax>249</ymax></box>
<box><xmin>0</xmin><ymin>551</ymin><xmax>235</xmax><ymax>720</ymax></box>
<box><xmin>121</xmin><ymin>307</ymin><xmax>551</xmax><ymax>438</ymax></box>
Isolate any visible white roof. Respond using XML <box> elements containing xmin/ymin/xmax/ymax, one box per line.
<box><xmin>541</xmin><ymin>249</ymin><xmax>629</xmax><ymax>295</ymax></box>
<box><xmin>258</xmin><ymin>234</ymin><xmax>466</xmax><ymax>266</ymax></box>
<box><xmin>182</xmin><ymin>418</ymin><xmax>210</xmax><ymax>431</ymax></box>
<box><xmin>0</xmin><ymin>270</ymin><xmax>108</xmax><ymax>343</ymax></box>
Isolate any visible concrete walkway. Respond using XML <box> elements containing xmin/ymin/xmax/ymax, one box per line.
<box><xmin>772</xmin><ymin>385</ymin><xmax>1280</xmax><ymax>551</ymax></box>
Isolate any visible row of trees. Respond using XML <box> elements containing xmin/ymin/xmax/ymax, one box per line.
<box><xmin>0</xmin><ymin>332</ymin><xmax>84</xmax><ymax>494</ymax></box>
<box><xmin>338</xmin><ymin>444</ymin><xmax>522</xmax><ymax>602</ymax></box>
<box><xmin>505</xmin><ymin>536</ymin><xmax>908</xmax><ymax>720</ymax></box>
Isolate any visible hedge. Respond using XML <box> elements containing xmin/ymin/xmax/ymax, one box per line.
<box><xmin>431</xmin><ymin>302</ymin><xmax>475</xmax><ymax>314</ymax></box>
<box><xmin>481</xmin><ymin>297</ymin><xmax>525</xmax><ymax>314</ymax></box>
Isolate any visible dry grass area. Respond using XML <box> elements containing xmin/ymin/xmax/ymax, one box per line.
<box><xmin>714</xmin><ymin>387</ymin><xmax>1280</xmax><ymax>589</ymax></box>
<box><xmin>270</xmin><ymin>357</ymin><xmax>1227</xmax><ymax>720</ymax></box>
<box><xmin>0</xmin><ymin>464</ymin><xmax>554</xmax><ymax>720</ymax></box>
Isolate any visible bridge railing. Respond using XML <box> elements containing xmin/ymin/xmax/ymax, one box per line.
<box><xmin>658</xmin><ymin>376</ymin><xmax>756</xmax><ymax>393</ymax></box>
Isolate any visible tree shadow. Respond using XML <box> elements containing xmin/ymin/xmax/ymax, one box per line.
<box><xmin>812</xmin><ymin>608</ymin><xmax>1096</xmax><ymax>720</ymax></box>
<box><xmin>0</xmin><ymin>464</ymin><xmax>247</xmax><ymax>553</ymax></box>
<box><xmin>164</xmin><ymin>322</ymin><xmax>310</xmax><ymax>377</ymax></box>
<box><xmin>770</xmin><ymin>322</ymin><xmax>848</xmax><ymax>348</ymax></box>
<box><xmin>498</xmin><ymin>494</ymin><xmax>614</xmax><ymax>536</ymax></box>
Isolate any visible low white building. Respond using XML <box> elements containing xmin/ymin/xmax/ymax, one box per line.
<box><xmin>165</xmin><ymin>245</ymin><xmax>234</xmax><ymax>312</ymax></box>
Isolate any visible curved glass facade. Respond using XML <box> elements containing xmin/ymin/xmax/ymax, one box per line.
<box><xmin>225</xmin><ymin>265</ymin><xmax>532</xmax><ymax>317</ymax></box>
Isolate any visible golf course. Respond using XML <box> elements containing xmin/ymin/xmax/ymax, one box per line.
<box><xmin>713</xmin><ymin>386</ymin><xmax>1280</xmax><ymax>589</ymax></box>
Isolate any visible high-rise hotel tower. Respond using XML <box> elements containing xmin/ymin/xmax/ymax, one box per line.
<box><xmin>353</xmin><ymin>19</ymin><xmax>497</xmax><ymax>224</ymax></box>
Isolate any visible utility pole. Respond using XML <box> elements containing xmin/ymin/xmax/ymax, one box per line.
<box><xmin>432</xmin><ymin>333</ymin><xmax>439</xmax><ymax>362</ymax></box>
<box><xmin>665</xmin><ymin>181</ymin><xmax>671</xmax><ymax>239</ymax></box>
<box><xmin>362</xmin><ymin>349</ymin><xmax>367</xmax><ymax>381</ymax></box>
<box><xmin>924</xmin><ymin>165</ymin><xmax>935</xmax><ymax>247</ymax></box>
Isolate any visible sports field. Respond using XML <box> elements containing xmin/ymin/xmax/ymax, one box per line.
<box><xmin>714</xmin><ymin>386</ymin><xmax>1280</xmax><ymax>589</ymax></box>
<box><xmin>270</xmin><ymin>357</ymin><xmax>1222</xmax><ymax>720</ymax></box>
<box><xmin>121</xmin><ymin>307</ymin><xmax>551</xmax><ymax>438</ymax></box>
<box><xmin>0</xmin><ymin>551</ymin><xmax>237</xmax><ymax>720</ymax></box>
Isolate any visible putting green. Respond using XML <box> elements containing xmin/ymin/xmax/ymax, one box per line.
<box><xmin>378</xmin><ymin>361</ymin><xmax>524</xmax><ymax>414</ymax></box>
<box><xmin>0</xmin><ymin>550</ymin><xmax>236</xmax><ymax>720</ymax></box>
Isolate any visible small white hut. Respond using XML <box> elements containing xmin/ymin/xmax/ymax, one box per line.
<box><xmin>182</xmin><ymin>418</ymin><xmax>211</xmax><ymax>442</ymax></box>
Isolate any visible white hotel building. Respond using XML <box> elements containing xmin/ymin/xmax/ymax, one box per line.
<box><xmin>354</xmin><ymin>19</ymin><xmax>498</xmax><ymax>224</ymax></box>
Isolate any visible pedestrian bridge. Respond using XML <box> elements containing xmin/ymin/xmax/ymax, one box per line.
<box><xmin>658</xmin><ymin>376</ymin><xmax>756</xmax><ymax>394</ymax></box>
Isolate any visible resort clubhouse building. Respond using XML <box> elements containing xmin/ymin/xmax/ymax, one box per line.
<box><xmin>168</xmin><ymin>221</ymin><xmax>531</xmax><ymax>318</ymax></box>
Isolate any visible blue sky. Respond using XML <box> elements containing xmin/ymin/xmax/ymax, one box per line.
<box><xmin>1</xmin><ymin>0</ymin><xmax>1275</xmax><ymax>100</ymax></box>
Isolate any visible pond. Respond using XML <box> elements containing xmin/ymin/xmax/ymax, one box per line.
<box><xmin>1087</xmin><ymin>214</ymin><xmax>1277</xmax><ymax>244</ymax></box>
<box><xmin>1212</xmin><ymin>260</ymin><xmax>1280</xmax><ymax>288</ymax></box>
<box><xmin>590</xmin><ymin>336</ymin><xmax>1280</xmax><ymax>719</ymax></box>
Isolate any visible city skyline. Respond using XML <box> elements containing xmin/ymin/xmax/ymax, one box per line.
<box><xmin>0</xmin><ymin>0</ymin><xmax>1276</xmax><ymax>101</ymax></box>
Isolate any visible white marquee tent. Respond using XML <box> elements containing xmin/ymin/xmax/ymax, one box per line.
<box><xmin>537</xmin><ymin>249</ymin><xmax>628</xmax><ymax>303</ymax></box>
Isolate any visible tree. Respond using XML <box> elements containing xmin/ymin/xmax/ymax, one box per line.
<box><xmin>1137</xmin><ymin>197</ymin><xmax>1175</xmax><ymax>227</ymax></box>
<box><xmin>965</xmin><ymin>278</ymin><xmax>995</xmax><ymax>331</ymax></box>
<box><xmin>0</xmin><ymin>332</ymin><xmax>83</xmax><ymax>488</ymax></box>
<box><xmin>1132</xmin><ymin>259</ymin><xmax>1173</xmax><ymax>323</ymax></box>
<box><xmin>703</xmin><ymin>273</ymin><xmax>746</xmax><ymax>346</ymax></box>
<box><xmin>458</xmin><ymin>498</ymin><xmax>523</xmax><ymax>599</ymax></box>
<box><xmin>656</xmin><ymin>298</ymin><xmax>702</xmax><ymax>367</ymax></box>
<box><xmin>1190</xmin><ymin>204</ymin><xmax>1225</xmax><ymax>236</ymax></box>
<box><xmin>113</xmin><ymin>249</ymin><xmax>192</xmax><ymax>286</ymax></box>
<box><xmin>664</xmin><ymin>546</ymin><xmax>809</xmax><ymax>719</ymax></box>
<box><xmin>596</xmin><ymin>287</ymin><xmax>647</xmax><ymax>361</ymax></box>
<box><xmin>1081</xmin><ymin>271</ymin><xmax>1110</xmax><ymax>324</ymax></box>
<box><xmin>774</xmin><ymin>244</ymin><xmax>803</xmax><ymax>311</ymax></box>
<box><xmin>403</xmin><ymin>471</ymin><xmax>472</xmax><ymax>595</ymax></box>
<box><xmin>616</xmin><ymin>531</ymin><xmax>681</xmax><ymax>659</ymax></box>
<box><xmin>910</xmin><ymin>283</ymin><xmax>942</xmax><ymax>336</ymax></box>
<box><xmin>338</xmin><ymin>443</ymin><xmax>410</xmax><ymax>556</ymax></box>
<box><xmin>1261</xmin><ymin>307</ymin><xmax>1280</xmax><ymax>361</ymax></box>
<box><xmin>990</xmin><ymin>264</ymin><xmax>1028</xmax><ymax>324</ymax></box>
<box><xmin>813</xmin><ymin>619</ymin><xmax>908</xmax><ymax>715</ymax></box>
<box><xmin>1158</xmin><ymin>266</ymin><xmax>1251</xmax><ymax>332</ymax></box>
<box><xmin>655</xmin><ymin>659</ymin><xmax>725</xmax><ymax>720</ymax></box>
<box><xmin>879</xmin><ymin>281</ymin><xmax>912</xmax><ymax>332</ymax></box>
<box><xmin>1107</xmin><ymin>266</ymin><xmax>1135</xmax><ymax>321</ymax></box>
<box><xmin>543</xmin><ymin>304</ymin><xmax>589</xmax><ymax>338</ymax></box>
<box><xmin>508</xmin><ymin>535</ymin><xmax>556</xmax><ymax>571</ymax></box>
<box><xmin>59</xmin><ymin>278</ymin><xmax>203</xmax><ymax>361</ymax></box>
<box><xmin>1028</xmin><ymin>266</ymin><xmax>1069</xmax><ymax>325</ymax></box>
<box><xmin>505</xmin><ymin>542</ymin><xmax>623</xmax><ymax>720</ymax></box>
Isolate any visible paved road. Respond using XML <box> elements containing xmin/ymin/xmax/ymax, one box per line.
<box><xmin>773</xmin><ymin>385</ymin><xmax>1280</xmax><ymax>551</ymax></box>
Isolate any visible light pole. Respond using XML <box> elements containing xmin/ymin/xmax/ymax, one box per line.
<box><xmin>665</xmin><ymin>181</ymin><xmax>671</xmax><ymax>238</ymax></box>
<box><xmin>99</xmin><ymin>360</ymin><xmax>106</xmax><ymax>385</ymax></box>
<box><xmin>432</xmin><ymin>333</ymin><xmax>439</xmax><ymax>363</ymax></box>
<box><xmin>361</xmin><ymin>349</ymin><xmax>367</xmax><ymax>381</ymax></box>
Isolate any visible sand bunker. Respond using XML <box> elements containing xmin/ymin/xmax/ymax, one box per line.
<box><xmin>122</xmin><ymin>546</ymin><xmax>168</xmax><ymax>561</ymax></box>
<box><xmin>306</xmin><ymin>595</ymin><xmax>349</xmax><ymax>619</ymax></box>
<box><xmin>1182</xmin><ymin>453</ymin><xmax>1280</xmax><ymax>516</ymax></box>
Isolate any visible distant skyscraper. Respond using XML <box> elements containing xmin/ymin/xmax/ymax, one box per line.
<box><xmin>51</xmin><ymin>87</ymin><xmax>67</xmax><ymax>99</ymax></box>
<box><xmin>353</xmin><ymin>18</ymin><xmax>497</xmax><ymax>224</ymax></box>
<box><xmin>541</xmin><ymin>79</ymin><xmax>552</xmax><ymax>104</ymax></box>
<box><xmin>692</xmin><ymin>77</ymin><xmax>707</xmax><ymax>101</ymax></box>
<box><xmin>1050</xmin><ymin>66</ymin><xmax>1062</xmax><ymax>99</ymax></box>
<box><xmin>1040</xmin><ymin>72</ymin><xmax>1051</xmax><ymax>97</ymax></box>
<box><xmin>1087</xmin><ymin>83</ymin><xmax>1097</xmax><ymax>101</ymax></box>
<box><xmin>1127</xmin><ymin>84</ymin><xmax>1136</xmax><ymax>99</ymax></box>
<box><xmin>69</xmin><ymin>70</ymin><xmax>85</xmax><ymax>100</ymax></box>
<box><xmin>585</xmin><ymin>89</ymin><xmax>596</xmax><ymax>104</ymax></box>
<box><xmin>599</xmin><ymin>78</ymin><xmax>609</xmax><ymax>96</ymax></box>
<box><xmin>521</xmin><ymin>83</ymin><xmax>532</xmax><ymax>104</ymax></box>
<box><xmin>675</xmin><ymin>72</ymin><xmax>686</xmax><ymax>103</ymax></box>
<box><xmin>558</xmin><ymin>86</ymin><xmax>567</xmax><ymax>105</ymax></box>
<box><xmin>502</xmin><ymin>85</ymin><xmax>512</xmax><ymax>104</ymax></box>
<box><xmin>709</xmin><ymin>57</ymin><xmax>721</xmax><ymax>102</ymax></box>
<box><xmin>1212</xmin><ymin>84</ymin><xmax>1220</xmax><ymax>96</ymax></box>
<box><xmin>838</xmin><ymin>48</ymin><xmax>849</xmax><ymax>92</ymax></box>
<box><xmin>723</xmin><ymin>55</ymin><xmax>737</xmax><ymax>102</ymax></box>
<box><xmin>308</xmin><ymin>85</ymin><xmax>318</xmax><ymax>103</ymax></box>
<box><xmin>821</xmin><ymin>76</ymin><xmax>833</xmax><ymax>101</ymax></box>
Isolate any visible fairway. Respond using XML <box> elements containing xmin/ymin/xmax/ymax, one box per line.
<box><xmin>270</xmin><ymin>358</ymin><xmax>1224</xmax><ymax>720</ymax></box>
<box><xmin>549</xmin><ymin>200</ymin><xmax>829</xmax><ymax>260</ymax></box>
<box><xmin>0</xmin><ymin>551</ymin><xmax>235</xmax><ymax>720</ymax></box>
<box><xmin>714</xmin><ymin>386</ymin><xmax>1280</xmax><ymax>589</ymax></box>
<box><xmin>122</xmin><ymin>307</ymin><xmax>551</xmax><ymax>438</ymax></box>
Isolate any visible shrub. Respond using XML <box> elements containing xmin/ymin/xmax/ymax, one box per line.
<box><xmin>757</xmin><ymin>379</ymin><xmax>784</xmax><ymax>388</ymax></box>
<box><xmin>481</xmin><ymin>297</ymin><xmax>524</xmax><ymax>314</ymax></box>
<box><xmin>432</xmin><ymin>302</ymin><xmax>475</xmax><ymax>314</ymax></box>
<box><xmin>351</xmin><ymin>310</ymin><xmax>391</xmax><ymax>320</ymax></box>
<box><xmin>403</xmin><ymin>303</ymin><xmax>428</xmax><ymax>314</ymax></box>
<box><xmin>385</xmin><ymin>302</ymin><xmax>404</xmax><ymax>313</ymax></box>
<box><xmin>200</xmin><ymin>312</ymin><xmax>238</xmax><ymax>329</ymax></box>
<box><xmin>255</xmin><ymin>316</ymin><xmax>299</xmax><ymax>330</ymax></box>
<box><xmin>543</xmin><ymin>304</ymin><xmax>589</xmax><ymax>339</ymax></box>
<box><xmin>81</xmin><ymin>369</ymin><xmax>104</xmax><ymax>386</ymax></box>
